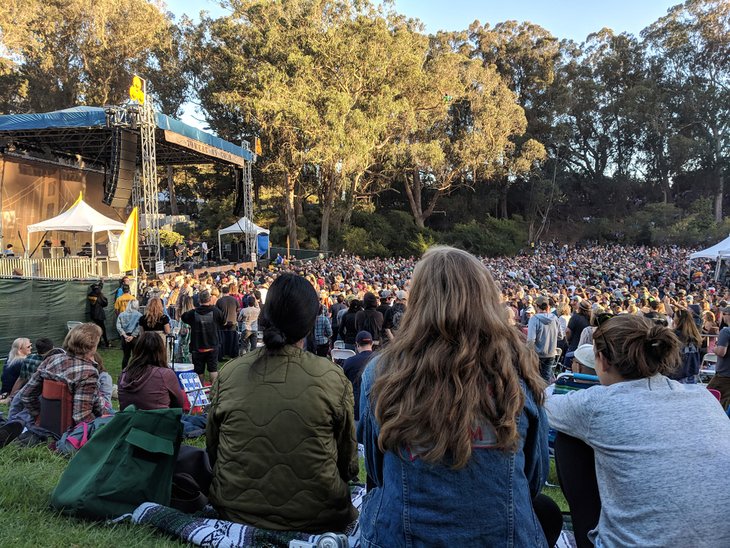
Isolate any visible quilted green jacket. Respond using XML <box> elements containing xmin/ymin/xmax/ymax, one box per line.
<box><xmin>206</xmin><ymin>345</ymin><xmax>359</xmax><ymax>533</ymax></box>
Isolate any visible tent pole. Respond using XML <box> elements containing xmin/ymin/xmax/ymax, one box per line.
<box><xmin>92</xmin><ymin>231</ymin><xmax>96</xmax><ymax>277</ymax></box>
<box><xmin>218</xmin><ymin>232</ymin><xmax>222</xmax><ymax>264</ymax></box>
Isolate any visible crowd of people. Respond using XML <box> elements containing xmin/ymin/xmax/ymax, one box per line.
<box><xmin>1</xmin><ymin>242</ymin><xmax>730</xmax><ymax>546</ymax></box>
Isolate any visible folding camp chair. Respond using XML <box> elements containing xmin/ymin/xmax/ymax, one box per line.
<box><xmin>699</xmin><ymin>353</ymin><xmax>717</xmax><ymax>383</ymax></box>
<box><xmin>67</xmin><ymin>321</ymin><xmax>82</xmax><ymax>332</ymax></box>
<box><xmin>37</xmin><ymin>378</ymin><xmax>74</xmax><ymax>437</ymax></box>
<box><xmin>548</xmin><ymin>372</ymin><xmax>600</xmax><ymax>456</ymax></box>
<box><xmin>331</xmin><ymin>348</ymin><xmax>355</xmax><ymax>362</ymax></box>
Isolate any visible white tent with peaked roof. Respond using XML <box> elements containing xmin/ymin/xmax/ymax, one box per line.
<box><xmin>27</xmin><ymin>194</ymin><xmax>125</xmax><ymax>260</ymax></box>
<box><xmin>689</xmin><ymin>235</ymin><xmax>730</xmax><ymax>260</ymax></box>
<box><xmin>218</xmin><ymin>217</ymin><xmax>270</xmax><ymax>262</ymax></box>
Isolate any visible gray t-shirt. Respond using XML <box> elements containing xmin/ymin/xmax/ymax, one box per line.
<box><xmin>715</xmin><ymin>326</ymin><xmax>730</xmax><ymax>376</ymax></box>
<box><xmin>546</xmin><ymin>375</ymin><xmax>730</xmax><ymax>547</ymax></box>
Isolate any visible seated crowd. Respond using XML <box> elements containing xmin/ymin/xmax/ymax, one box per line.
<box><xmin>1</xmin><ymin>244</ymin><xmax>730</xmax><ymax>547</ymax></box>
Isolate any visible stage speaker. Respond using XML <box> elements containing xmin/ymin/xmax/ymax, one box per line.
<box><xmin>233</xmin><ymin>167</ymin><xmax>244</xmax><ymax>215</ymax></box>
<box><xmin>103</xmin><ymin>127</ymin><xmax>138</xmax><ymax>208</ymax></box>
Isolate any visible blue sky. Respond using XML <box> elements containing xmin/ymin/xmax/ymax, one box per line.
<box><xmin>165</xmin><ymin>0</ymin><xmax>678</xmax><ymax>42</ymax></box>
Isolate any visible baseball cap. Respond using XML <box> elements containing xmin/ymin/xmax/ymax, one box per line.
<box><xmin>395</xmin><ymin>290</ymin><xmax>408</xmax><ymax>301</ymax></box>
<box><xmin>356</xmin><ymin>331</ymin><xmax>373</xmax><ymax>345</ymax></box>
<box><xmin>535</xmin><ymin>295</ymin><xmax>549</xmax><ymax>308</ymax></box>
<box><xmin>574</xmin><ymin>344</ymin><xmax>596</xmax><ymax>370</ymax></box>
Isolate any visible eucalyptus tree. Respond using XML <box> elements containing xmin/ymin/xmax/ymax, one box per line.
<box><xmin>0</xmin><ymin>0</ymin><xmax>178</xmax><ymax>111</ymax></box>
<box><xmin>643</xmin><ymin>0</ymin><xmax>730</xmax><ymax>221</ymax></box>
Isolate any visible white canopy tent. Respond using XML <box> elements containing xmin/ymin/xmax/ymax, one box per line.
<box><xmin>27</xmin><ymin>197</ymin><xmax>125</xmax><ymax>261</ymax></box>
<box><xmin>689</xmin><ymin>235</ymin><xmax>730</xmax><ymax>260</ymax></box>
<box><xmin>218</xmin><ymin>217</ymin><xmax>270</xmax><ymax>261</ymax></box>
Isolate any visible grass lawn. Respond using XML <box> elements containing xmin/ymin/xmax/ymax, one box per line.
<box><xmin>0</xmin><ymin>346</ymin><xmax>569</xmax><ymax>545</ymax></box>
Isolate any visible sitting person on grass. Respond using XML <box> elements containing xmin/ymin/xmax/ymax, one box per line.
<box><xmin>358</xmin><ymin>247</ymin><xmax>561</xmax><ymax>547</ymax></box>
<box><xmin>206</xmin><ymin>273</ymin><xmax>358</xmax><ymax>533</ymax></box>
<box><xmin>0</xmin><ymin>337</ymin><xmax>54</xmax><ymax>404</ymax></box>
<box><xmin>1</xmin><ymin>337</ymin><xmax>32</xmax><ymax>398</ymax></box>
<box><xmin>0</xmin><ymin>324</ymin><xmax>106</xmax><ymax>447</ymax></box>
<box><xmin>546</xmin><ymin>314</ymin><xmax>730</xmax><ymax>548</ymax></box>
<box><xmin>118</xmin><ymin>332</ymin><xmax>189</xmax><ymax>412</ymax></box>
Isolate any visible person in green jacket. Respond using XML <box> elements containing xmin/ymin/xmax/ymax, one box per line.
<box><xmin>206</xmin><ymin>273</ymin><xmax>359</xmax><ymax>533</ymax></box>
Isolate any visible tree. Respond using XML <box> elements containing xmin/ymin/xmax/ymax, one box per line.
<box><xmin>643</xmin><ymin>0</ymin><xmax>730</xmax><ymax>221</ymax></box>
<box><xmin>381</xmin><ymin>31</ymin><xmax>541</xmax><ymax>228</ymax></box>
<box><xmin>0</xmin><ymin>0</ymin><xmax>179</xmax><ymax>112</ymax></box>
<box><xmin>188</xmin><ymin>0</ymin><xmax>356</xmax><ymax>249</ymax></box>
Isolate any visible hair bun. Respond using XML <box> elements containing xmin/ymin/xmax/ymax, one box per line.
<box><xmin>262</xmin><ymin>326</ymin><xmax>287</xmax><ymax>350</ymax></box>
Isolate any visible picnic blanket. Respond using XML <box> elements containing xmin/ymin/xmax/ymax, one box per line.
<box><xmin>117</xmin><ymin>485</ymin><xmax>366</xmax><ymax>548</ymax></box>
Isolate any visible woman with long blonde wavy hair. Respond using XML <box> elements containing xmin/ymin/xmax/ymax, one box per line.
<box><xmin>357</xmin><ymin>246</ymin><xmax>560</xmax><ymax>547</ymax></box>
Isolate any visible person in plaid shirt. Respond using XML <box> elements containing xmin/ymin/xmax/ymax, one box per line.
<box><xmin>313</xmin><ymin>305</ymin><xmax>332</xmax><ymax>357</ymax></box>
<box><xmin>22</xmin><ymin>323</ymin><xmax>104</xmax><ymax>425</ymax></box>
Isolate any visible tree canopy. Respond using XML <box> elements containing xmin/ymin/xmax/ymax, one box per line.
<box><xmin>1</xmin><ymin>0</ymin><xmax>730</xmax><ymax>253</ymax></box>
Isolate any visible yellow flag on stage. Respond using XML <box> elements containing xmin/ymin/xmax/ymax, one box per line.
<box><xmin>117</xmin><ymin>207</ymin><xmax>139</xmax><ymax>272</ymax></box>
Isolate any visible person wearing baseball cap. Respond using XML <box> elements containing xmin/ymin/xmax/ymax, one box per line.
<box><xmin>343</xmin><ymin>331</ymin><xmax>374</xmax><ymax>421</ymax></box>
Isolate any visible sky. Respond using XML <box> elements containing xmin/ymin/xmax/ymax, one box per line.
<box><xmin>165</xmin><ymin>0</ymin><xmax>678</xmax><ymax>42</ymax></box>
<box><xmin>164</xmin><ymin>0</ymin><xmax>679</xmax><ymax>129</ymax></box>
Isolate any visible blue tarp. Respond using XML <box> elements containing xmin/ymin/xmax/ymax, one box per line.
<box><xmin>0</xmin><ymin>106</ymin><xmax>253</xmax><ymax>162</ymax></box>
<box><xmin>257</xmin><ymin>232</ymin><xmax>269</xmax><ymax>257</ymax></box>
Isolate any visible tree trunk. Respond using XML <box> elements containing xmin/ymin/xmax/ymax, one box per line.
<box><xmin>715</xmin><ymin>173</ymin><xmax>724</xmax><ymax>223</ymax></box>
<box><xmin>294</xmin><ymin>177</ymin><xmax>304</xmax><ymax>218</ymax></box>
<box><xmin>285</xmin><ymin>174</ymin><xmax>299</xmax><ymax>250</ymax></box>
<box><xmin>403</xmin><ymin>168</ymin><xmax>425</xmax><ymax>229</ymax></box>
<box><xmin>500</xmin><ymin>187</ymin><xmax>508</xmax><ymax>219</ymax></box>
<box><xmin>715</xmin><ymin>133</ymin><xmax>724</xmax><ymax>222</ymax></box>
<box><xmin>167</xmin><ymin>166</ymin><xmax>179</xmax><ymax>215</ymax></box>
<box><xmin>343</xmin><ymin>173</ymin><xmax>361</xmax><ymax>226</ymax></box>
<box><xmin>320</xmin><ymin>172</ymin><xmax>338</xmax><ymax>251</ymax></box>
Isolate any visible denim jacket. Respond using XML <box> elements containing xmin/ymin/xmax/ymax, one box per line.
<box><xmin>357</xmin><ymin>360</ymin><xmax>549</xmax><ymax>548</ymax></box>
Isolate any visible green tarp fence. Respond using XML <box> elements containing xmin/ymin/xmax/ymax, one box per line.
<box><xmin>0</xmin><ymin>279</ymin><xmax>118</xmax><ymax>354</ymax></box>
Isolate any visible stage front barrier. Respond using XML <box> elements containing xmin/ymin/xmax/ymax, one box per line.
<box><xmin>0</xmin><ymin>257</ymin><xmax>121</xmax><ymax>280</ymax></box>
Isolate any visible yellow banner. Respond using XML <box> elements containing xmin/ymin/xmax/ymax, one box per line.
<box><xmin>117</xmin><ymin>207</ymin><xmax>139</xmax><ymax>272</ymax></box>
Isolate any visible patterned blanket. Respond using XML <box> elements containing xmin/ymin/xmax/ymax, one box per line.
<box><xmin>118</xmin><ymin>486</ymin><xmax>365</xmax><ymax>548</ymax></box>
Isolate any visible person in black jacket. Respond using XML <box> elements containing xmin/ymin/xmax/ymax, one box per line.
<box><xmin>339</xmin><ymin>299</ymin><xmax>362</xmax><ymax>350</ymax></box>
<box><xmin>88</xmin><ymin>282</ymin><xmax>111</xmax><ymax>347</ymax></box>
<box><xmin>356</xmin><ymin>292</ymin><xmax>384</xmax><ymax>345</ymax></box>
<box><xmin>181</xmin><ymin>289</ymin><xmax>225</xmax><ymax>384</ymax></box>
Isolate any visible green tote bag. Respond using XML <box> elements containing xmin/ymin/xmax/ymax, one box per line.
<box><xmin>51</xmin><ymin>405</ymin><xmax>183</xmax><ymax>519</ymax></box>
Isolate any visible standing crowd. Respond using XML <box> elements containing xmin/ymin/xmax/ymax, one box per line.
<box><xmin>1</xmin><ymin>242</ymin><xmax>730</xmax><ymax>547</ymax></box>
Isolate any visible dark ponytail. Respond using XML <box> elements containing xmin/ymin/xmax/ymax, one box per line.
<box><xmin>257</xmin><ymin>273</ymin><xmax>319</xmax><ymax>352</ymax></box>
<box><xmin>594</xmin><ymin>315</ymin><xmax>681</xmax><ymax>379</ymax></box>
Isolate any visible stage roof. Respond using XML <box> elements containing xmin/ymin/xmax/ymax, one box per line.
<box><xmin>0</xmin><ymin>106</ymin><xmax>252</xmax><ymax>168</ymax></box>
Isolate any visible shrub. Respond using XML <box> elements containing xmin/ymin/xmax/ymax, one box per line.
<box><xmin>343</xmin><ymin>227</ymin><xmax>388</xmax><ymax>257</ymax></box>
<box><xmin>446</xmin><ymin>217</ymin><xmax>527</xmax><ymax>256</ymax></box>
<box><xmin>159</xmin><ymin>229</ymin><xmax>184</xmax><ymax>248</ymax></box>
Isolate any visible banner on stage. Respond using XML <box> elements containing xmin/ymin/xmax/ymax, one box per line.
<box><xmin>163</xmin><ymin>130</ymin><xmax>245</xmax><ymax>167</ymax></box>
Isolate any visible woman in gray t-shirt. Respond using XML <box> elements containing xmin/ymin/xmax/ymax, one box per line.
<box><xmin>546</xmin><ymin>314</ymin><xmax>730</xmax><ymax>548</ymax></box>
